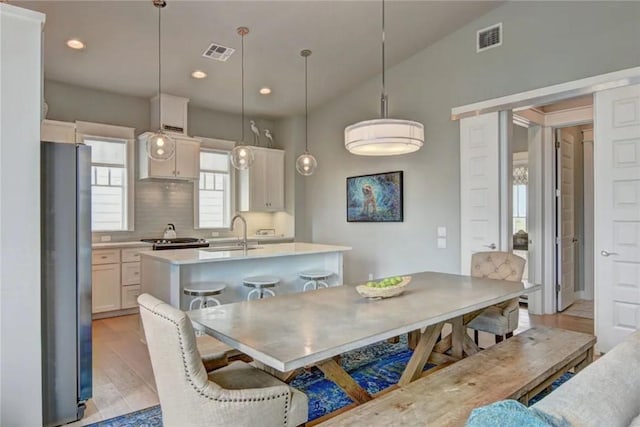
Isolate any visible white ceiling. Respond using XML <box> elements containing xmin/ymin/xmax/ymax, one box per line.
<box><xmin>18</xmin><ymin>1</ymin><xmax>500</xmax><ymax>118</ymax></box>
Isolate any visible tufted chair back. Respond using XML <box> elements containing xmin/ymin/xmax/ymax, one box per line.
<box><xmin>471</xmin><ymin>252</ymin><xmax>526</xmax><ymax>282</ymax></box>
<box><xmin>138</xmin><ymin>293</ymin><xmax>303</xmax><ymax>427</ymax></box>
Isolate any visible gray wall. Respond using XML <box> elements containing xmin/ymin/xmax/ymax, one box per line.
<box><xmin>298</xmin><ymin>1</ymin><xmax>640</xmax><ymax>283</ymax></box>
<box><xmin>274</xmin><ymin>115</ymin><xmax>310</xmax><ymax>241</ymax></box>
<box><xmin>44</xmin><ymin>80</ymin><xmax>279</xmax><ymax>240</ymax></box>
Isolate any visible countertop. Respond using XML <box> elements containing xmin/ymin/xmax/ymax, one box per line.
<box><xmin>92</xmin><ymin>235</ymin><xmax>294</xmax><ymax>249</ymax></box>
<box><xmin>139</xmin><ymin>242</ymin><xmax>352</xmax><ymax>265</ymax></box>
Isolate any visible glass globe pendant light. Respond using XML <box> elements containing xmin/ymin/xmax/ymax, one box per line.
<box><xmin>147</xmin><ymin>0</ymin><xmax>175</xmax><ymax>161</ymax></box>
<box><xmin>296</xmin><ymin>49</ymin><xmax>318</xmax><ymax>176</ymax></box>
<box><xmin>230</xmin><ymin>27</ymin><xmax>255</xmax><ymax>171</ymax></box>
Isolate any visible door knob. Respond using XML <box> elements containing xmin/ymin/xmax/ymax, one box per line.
<box><xmin>484</xmin><ymin>243</ymin><xmax>497</xmax><ymax>250</ymax></box>
<box><xmin>600</xmin><ymin>250</ymin><xmax>619</xmax><ymax>257</ymax></box>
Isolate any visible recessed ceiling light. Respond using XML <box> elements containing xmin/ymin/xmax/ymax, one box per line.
<box><xmin>66</xmin><ymin>39</ymin><xmax>85</xmax><ymax>50</ymax></box>
<box><xmin>191</xmin><ymin>70</ymin><xmax>207</xmax><ymax>79</ymax></box>
<box><xmin>259</xmin><ymin>87</ymin><xmax>272</xmax><ymax>95</ymax></box>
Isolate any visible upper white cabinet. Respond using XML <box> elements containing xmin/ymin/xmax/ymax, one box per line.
<box><xmin>138</xmin><ymin>132</ymin><xmax>200</xmax><ymax>180</ymax></box>
<box><xmin>239</xmin><ymin>147</ymin><xmax>285</xmax><ymax>212</ymax></box>
<box><xmin>41</xmin><ymin>119</ymin><xmax>76</xmax><ymax>143</ymax></box>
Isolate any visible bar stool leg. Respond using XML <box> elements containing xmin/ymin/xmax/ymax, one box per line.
<box><xmin>247</xmin><ymin>289</ymin><xmax>260</xmax><ymax>301</ymax></box>
<box><xmin>189</xmin><ymin>297</ymin><xmax>204</xmax><ymax>310</ymax></box>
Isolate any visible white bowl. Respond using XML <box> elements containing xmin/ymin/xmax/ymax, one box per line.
<box><xmin>356</xmin><ymin>276</ymin><xmax>412</xmax><ymax>299</ymax></box>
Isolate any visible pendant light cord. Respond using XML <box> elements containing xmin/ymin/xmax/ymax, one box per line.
<box><xmin>304</xmin><ymin>54</ymin><xmax>308</xmax><ymax>153</ymax></box>
<box><xmin>158</xmin><ymin>3</ymin><xmax>162</xmax><ymax>129</ymax></box>
<box><xmin>380</xmin><ymin>0</ymin><xmax>388</xmax><ymax>118</ymax></box>
<box><xmin>241</xmin><ymin>31</ymin><xmax>245</xmax><ymax>143</ymax></box>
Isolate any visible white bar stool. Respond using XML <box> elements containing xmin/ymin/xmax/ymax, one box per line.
<box><xmin>299</xmin><ymin>270</ymin><xmax>333</xmax><ymax>291</ymax></box>
<box><xmin>183</xmin><ymin>282</ymin><xmax>227</xmax><ymax>310</ymax></box>
<box><xmin>243</xmin><ymin>275</ymin><xmax>279</xmax><ymax>300</ymax></box>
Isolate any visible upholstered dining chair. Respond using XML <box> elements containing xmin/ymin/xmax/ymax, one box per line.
<box><xmin>467</xmin><ymin>252</ymin><xmax>526</xmax><ymax>345</ymax></box>
<box><xmin>138</xmin><ymin>293</ymin><xmax>308</xmax><ymax>427</ymax></box>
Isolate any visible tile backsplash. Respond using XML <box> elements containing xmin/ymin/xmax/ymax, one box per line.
<box><xmin>92</xmin><ymin>179</ymin><xmax>292</xmax><ymax>242</ymax></box>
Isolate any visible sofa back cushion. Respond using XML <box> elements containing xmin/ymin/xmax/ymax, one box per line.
<box><xmin>532</xmin><ymin>330</ymin><xmax>640</xmax><ymax>426</ymax></box>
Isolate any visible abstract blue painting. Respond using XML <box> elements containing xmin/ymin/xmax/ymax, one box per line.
<box><xmin>346</xmin><ymin>171</ymin><xmax>403</xmax><ymax>222</ymax></box>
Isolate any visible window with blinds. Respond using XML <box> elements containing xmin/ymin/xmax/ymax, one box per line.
<box><xmin>513</xmin><ymin>166</ymin><xmax>528</xmax><ymax>233</ymax></box>
<box><xmin>86</xmin><ymin>138</ymin><xmax>129</xmax><ymax>231</ymax></box>
<box><xmin>197</xmin><ymin>150</ymin><xmax>231</xmax><ymax>228</ymax></box>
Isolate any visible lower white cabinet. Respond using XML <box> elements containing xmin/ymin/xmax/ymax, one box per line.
<box><xmin>121</xmin><ymin>285</ymin><xmax>141</xmax><ymax>309</ymax></box>
<box><xmin>92</xmin><ymin>247</ymin><xmax>144</xmax><ymax>314</ymax></box>
<box><xmin>92</xmin><ymin>263</ymin><xmax>121</xmax><ymax>313</ymax></box>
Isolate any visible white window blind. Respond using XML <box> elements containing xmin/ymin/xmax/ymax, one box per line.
<box><xmin>197</xmin><ymin>150</ymin><xmax>231</xmax><ymax>228</ymax></box>
<box><xmin>86</xmin><ymin>138</ymin><xmax>128</xmax><ymax>231</ymax></box>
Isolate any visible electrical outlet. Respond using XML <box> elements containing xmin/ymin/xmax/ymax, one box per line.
<box><xmin>437</xmin><ymin>226</ymin><xmax>447</xmax><ymax>237</ymax></box>
<box><xmin>100</xmin><ymin>235</ymin><xmax>111</xmax><ymax>242</ymax></box>
<box><xmin>437</xmin><ymin>237</ymin><xmax>447</xmax><ymax>249</ymax></box>
<box><xmin>368</xmin><ymin>273</ymin><xmax>374</xmax><ymax>280</ymax></box>
<box><xmin>211</xmin><ymin>231</ymin><xmax>219</xmax><ymax>237</ymax></box>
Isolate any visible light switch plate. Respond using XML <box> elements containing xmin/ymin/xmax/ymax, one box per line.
<box><xmin>437</xmin><ymin>226</ymin><xmax>447</xmax><ymax>237</ymax></box>
<box><xmin>100</xmin><ymin>235</ymin><xmax>111</xmax><ymax>242</ymax></box>
<box><xmin>437</xmin><ymin>238</ymin><xmax>447</xmax><ymax>249</ymax></box>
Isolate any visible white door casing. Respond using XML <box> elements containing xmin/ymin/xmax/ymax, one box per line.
<box><xmin>583</xmin><ymin>130</ymin><xmax>595</xmax><ymax>300</ymax></box>
<box><xmin>595</xmin><ymin>83</ymin><xmax>640</xmax><ymax>352</ymax></box>
<box><xmin>557</xmin><ymin>130</ymin><xmax>578</xmax><ymax>311</ymax></box>
<box><xmin>460</xmin><ymin>112</ymin><xmax>500</xmax><ymax>274</ymax></box>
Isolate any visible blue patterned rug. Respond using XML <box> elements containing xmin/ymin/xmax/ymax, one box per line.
<box><xmin>86</xmin><ymin>335</ymin><xmax>572</xmax><ymax>426</ymax></box>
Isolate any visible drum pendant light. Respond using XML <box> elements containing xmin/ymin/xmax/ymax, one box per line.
<box><xmin>230</xmin><ymin>27</ymin><xmax>256</xmax><ymax>171</ymax></box>
<box><xmin>146</xmin><ymin>0</ymin><xmax>175</xmax><ymax>161</ymax></box>
<box><xmin>296</xmin><ymin>49</ymin><xmax>317</xmax><ymax>176</ymax></box>
<box><xmin>344</xmin><ymin>0</ymin><xmax>424</xmax><ymax>156</ymax></box>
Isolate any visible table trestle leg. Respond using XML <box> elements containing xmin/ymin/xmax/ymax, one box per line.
<box><xmin>316</xmin><ymin>358</ymin><xmax>372</xmax><ymax>404</ymax></box>
<box><xmin>399</xmin><ymin>322</ymin><xmax>445</xmax><ymax>386</ymax></box>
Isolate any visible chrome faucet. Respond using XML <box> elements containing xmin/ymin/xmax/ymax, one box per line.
<box><xmin>230</xmin><ymin>214</ymin><xmax>248</xmax><ymax>251</ymax></box>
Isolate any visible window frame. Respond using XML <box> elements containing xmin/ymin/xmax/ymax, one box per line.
<box><xmin>193</xmin><ymin>137</ymin><xmax>236</xmax><ymax>230</ymax></box>
<box><xmin>76</xmin><ymin>121</ymin><xmax>135</xmax><ymax>233</ymax></box>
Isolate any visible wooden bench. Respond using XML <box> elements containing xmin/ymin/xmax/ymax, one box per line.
<box><xmin>318</xmin><ymin>326</ymin><xmax>596</xmax><ymax>427</ymax></box>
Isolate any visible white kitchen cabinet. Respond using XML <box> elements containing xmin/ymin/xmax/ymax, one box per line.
<box><xmin>92</xmin><ymin>263</ymin><xmax>121</xmax><ymax>313</ymax></box>
<box><xmin>121</xmin><ymin>262</ymin><xmax>141</xmax><ymax>286</ymax></box>
<box><xmin>239</xmin><ymin>147</ymin><xmax>285</xmax><ymax>212</ymax></box>
<box><xmin>121</xmin><ymin>248</ymin><xmax>141</xmax><ymax>308</ymax></box>
<box><xmin>138</xmin><ymin>132</ymin><xmax>200</xmax><ymax>180</ymax></box>
<box><xmin>41</xmin><ymin>119</ymin><xmax>76</xmax><ymax>143</ymax></box>
<box><xmin>121</xmin><ymin>285</ymin><xmax>141</xmax><ymax>309</ymax></box>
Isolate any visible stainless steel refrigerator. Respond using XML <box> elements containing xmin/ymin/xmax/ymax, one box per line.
<box><xmin>41</xmin><ymin>141</ymin><xmax>92</xmax><ymax>426</ymax></box>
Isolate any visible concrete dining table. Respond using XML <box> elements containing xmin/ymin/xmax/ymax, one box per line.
<box><xmin>188</xmin><ymin>271</ymin><xmax>539</xmax><ymax>405</ymax></box>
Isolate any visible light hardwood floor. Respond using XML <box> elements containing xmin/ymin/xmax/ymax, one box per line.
<box><xmin>82</xmin><ymin>306</ymin><xmax>593</xmax><ymax>424</ymax></box>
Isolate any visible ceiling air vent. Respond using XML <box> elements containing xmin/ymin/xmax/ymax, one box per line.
<box><xmin>202</xmin><ymin>43</ymin><xmax>235</xmax><ymax>62</ymax></box>
<box><xmin>477</xmin><ymin>23</ymin><xmax>502</xmax><ymax>53</ymax></box>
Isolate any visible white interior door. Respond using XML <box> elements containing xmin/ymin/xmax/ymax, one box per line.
<box><xmin>595</xmin><ymin>83</ymin><xmax>640</xmax><ymax>352</ymax></box>
<box><xmin>460</xmin><ymin>112</ymin><xmax>500</xmax><ymax>274</ymax></box>
<box><xmin>558</xmin><ymin>130</ymin><xmax>577</xmax><ymax>310</ymax></box>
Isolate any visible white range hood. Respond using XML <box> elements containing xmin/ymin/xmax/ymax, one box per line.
<box><xmin>150</xmin><ymin>93</ymin><xmax>189</xmax><ymax>136</ymax></box>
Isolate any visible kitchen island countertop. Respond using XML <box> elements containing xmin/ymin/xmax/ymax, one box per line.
<box><xmin>139</xmin><ymin>242</ymin><xmax>351</xmax><ymax>266</ymax></box>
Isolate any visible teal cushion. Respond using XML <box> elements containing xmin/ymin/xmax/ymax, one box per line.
<box><xmin>466</xmin><ymin>400</ymin><xmax>570</xmax><ymax>427</ymax></box>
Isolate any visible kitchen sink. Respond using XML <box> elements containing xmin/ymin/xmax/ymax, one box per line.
<box><xmin>202</xmin><ymin>245</ymin><xmax>263</xmax><ymax>252</ymax></box>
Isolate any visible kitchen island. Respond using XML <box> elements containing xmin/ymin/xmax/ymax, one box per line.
<box><xmin>140</xmin><ymin>242</ymin><xmax>351</xmax><ymax>309</ymax></box>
